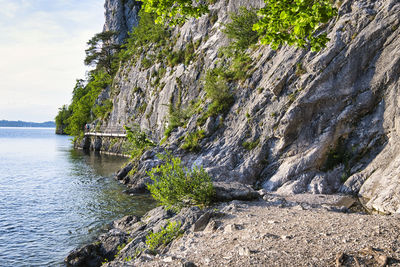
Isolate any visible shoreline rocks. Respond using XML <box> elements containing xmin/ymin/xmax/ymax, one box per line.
<box><xmin>65</xmin><ymin>192</ymin><xmax>373</xmax><ymax>267</ymax></box>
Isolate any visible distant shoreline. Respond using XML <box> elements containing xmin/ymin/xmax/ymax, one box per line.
<box><xmin>0</xmin><ymin>126</ymin><xmax>56</xmax><ymax>128</ymax></box>
<box><xmin>0</xmin><ymin>120</ymin><xmax>56</xmax><ymax>128</ymax></box>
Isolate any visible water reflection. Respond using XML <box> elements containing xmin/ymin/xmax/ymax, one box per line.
<box><xmin>0</xmin><ymin>128</ymin><xmax>156</xmax><ymax>266</ymax></box>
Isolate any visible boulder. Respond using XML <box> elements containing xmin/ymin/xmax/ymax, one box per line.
<box><xmin>213</xmin><ymin>182</ymin><xmax>260</xmax><ymax>202</ymax></box>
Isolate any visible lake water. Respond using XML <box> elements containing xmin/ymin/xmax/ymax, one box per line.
<box><xmin>0</xmin><ymin>127</ymin><xmax>155</xmax><ymax>266</ymax></box>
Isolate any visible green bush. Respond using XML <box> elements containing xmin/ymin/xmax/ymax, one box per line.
<box><xmin>181</xmin><ymin>130</ymin><xmax>206</xmax><ymax>152</ymax></box>
<box><xmin>228</xmin><ymin>53</ymin><xmax>253</xmax><ymax>81</ymax></box>
<box><xmin>147</xmin><ymin>153</ymin><xmax>215</xmax><ymax>211</ymax></box>
<box><xmin>166</xmin><ymin>50</ymin><xmax>184</xmax><ymax>67</ymax></box>
<box><xmin>124</xmin><ymin>125</ymin><xmax>154</xmax><ymax>159</ymax></box>
<box><xmin>197</xmin><ymin>68</ymin><xmax>234</xmax><ymax>125</ymax></box>
<box><xmin>119</xmin><ymin>10</ymin><xmax>170</xmax><ymax>62</ymax></box>
<box><xmin>55</xmin><ymin>104</ymin><xmax>71</xmax><ymax>134</ymax></box>
<box><xmin>145</xmin><ymin>221</ymin><xmax>182</xmax><ymax>252</ymax></box>
<box><xmin>222</xmin><ymin>7</ymin><xmax>260</xmax><ymax>51</ymax></box>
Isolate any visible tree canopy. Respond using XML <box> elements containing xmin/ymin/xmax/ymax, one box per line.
<box><xmin>84</xmin><ymin>31</ymin><xmax>120</xmax><ymax>75</ymax></box>
<box><xmin>140</xmin><ymin>0</ymin><xmax>209</xmax><ymax>25</ymax></box>
<box><xmin>139</xmin><ymin>0</ymin><xmax>337</xmax><ymax>51</ymax></box>
<box><xmin>253</xmin><ymin>0</ymin><xmax>337</xmax><ymax>51</ymax></box>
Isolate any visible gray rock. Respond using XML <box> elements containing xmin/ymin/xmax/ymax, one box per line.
<box><xmin>81</xmin><ymin>0</ymin><xmax>400</xmax><ymax>214</ymax></box>
<box><xmin>213</xmin><ymin>182</ymin><xmax>260</xmax><ymax>202</ymax></box>
<box><xmin>115</xmin><ymin>162</ymin><xmax>134</xmax><ymax>180</ymax></box>
<box><xmin>103</xmin><ymin>0</ymin><xmax>140</xmax><ymax>45</ymax></box>
<box><xmin>193</xmin><ymin>211</ymin><xmax>213</xmax><ymax>232</ymax></box>
<box><xmin>65</xmin><ymin>243</ymin><xmax>103</xmax><ymax>267</ymax></box>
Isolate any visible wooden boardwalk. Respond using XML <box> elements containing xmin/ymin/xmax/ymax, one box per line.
<box><xmin>84</xmin><ymin>127</ymin><xmax>127</xmax><ymax>138</ymax></box>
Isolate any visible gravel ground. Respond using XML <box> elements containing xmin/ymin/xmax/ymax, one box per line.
<box><xmin>133</xmin><ymin>195</ymin><xmax>400</xmax><ymax>267</ymax></box>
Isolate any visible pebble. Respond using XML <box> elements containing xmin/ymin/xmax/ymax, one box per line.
<box><xmin>238</xmin><ymin>246</ymin><xmax>251</xmax><ymax>256</ymax></box>
<box><xmin>163</xmin><ymin>256</ymin><xmax>174</xmax><ymax>263</ymax></box>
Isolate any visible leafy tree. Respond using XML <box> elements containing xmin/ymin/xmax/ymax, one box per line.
<box><xmin>84</xmin><ymin>31</ymin><xmax>120</xmax><ymax>75</ymax></box>
<box><xmin>139</xmin><ymin>0</ymin><xmax>337</xmax><ymax>51</ymax></box>
<box><xmin>55</xmin><ymin>104</ymin><xmax>71</xmax><ymax>134</ymax></box>
<box><xmin>65</xmin><ymin>71</ymin><xmax>112</xmax><ymax>137</ymax></box>
<box><xmin>253</xmin><ymin>0</ymin><xmax>337</xmax><ymax>51</ymax></box>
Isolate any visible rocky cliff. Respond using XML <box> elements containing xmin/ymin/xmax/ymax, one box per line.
<box><xmin>93</xmin><ymin>0</ymin><xmax>400</xmax><ymax>214</ymax></box>
<box><xmin>103</xmin><ymin>0</ymin><xmax>141</xmax><ymax>45</ymax></box>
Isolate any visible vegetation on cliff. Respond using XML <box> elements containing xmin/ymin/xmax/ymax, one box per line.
<box><xmin>140</xmin><ymin>0</ymin><xmax>337</xmax><ymax>51</ymax></box>
<box><xmin>56</xmin><ymin>0</ymin><xmax>337</xmax><ymax>138</ymax></box>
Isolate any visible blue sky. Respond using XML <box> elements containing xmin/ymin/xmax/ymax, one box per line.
<box><xmin>0</xmin><ymin>0</ymin><xmax>105</xmax><ymax>122</ymax></box>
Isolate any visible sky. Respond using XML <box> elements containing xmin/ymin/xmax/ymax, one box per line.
<box><xmin>0</xmin><ymin>0</ymin><xmax>105</xmax><ymax>122</ymax></box>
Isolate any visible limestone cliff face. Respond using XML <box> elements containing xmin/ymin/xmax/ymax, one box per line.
<box><xmin>103</xmin><ymin>0</ymin><xmax>141</xmax><ymax>44</ymax></box>
<box><xmin>96</xmin><ymin>0</ymin><xmax>400</xmax><ymax>214</ymax></box>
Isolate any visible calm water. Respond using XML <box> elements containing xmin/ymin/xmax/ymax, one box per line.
<box><xmin>0</xmin><ymin>127</ymin><xmax>155</xmax><ymax>266</ymax></box>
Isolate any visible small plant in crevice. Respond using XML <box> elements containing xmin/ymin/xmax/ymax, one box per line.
<box><xmin>322</xmin><ymin>138</ymin><xmax>353</xmax><ymax>182</ymax></box>
<box><xmin>295</xmin><ymin>62</ymin><xmax>307</xmax><ymax>76</ymax></box>
<box><xmin>147</xmin><ymin>152</ymin><xmax>215</xmax><ymax>211</ymax></box>
<box><xmin>181</xmin><ymin>130</ymin><xmax>206</xmax><ymax>152</ymax></box>
<box><xmin>165</xmin><ymin>95</ymin><xmax>202</xmax><ymax>138</ymax></box>
<box><xmin>145</xmin><ymin>221</ymin><xmax>182</xmax><ymax>252</ymax></box>
<box><xmin>114</xmin><ymin>243</ymin><xmax>127</xmax><ymax>258</ymax></box>
<box><xmin>242</xmin><ymin>138</ymin><xmax>260</xmax><ymax>151</ymax></box>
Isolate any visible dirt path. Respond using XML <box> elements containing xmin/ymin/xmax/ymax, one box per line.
<box><xmin>136</xmin><ymin>196</ymin><xmax>400</xmax><ymax>267</ymax></box>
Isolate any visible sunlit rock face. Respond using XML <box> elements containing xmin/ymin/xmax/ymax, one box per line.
<box><xmin>95</xmin><ymin>0</ymin><xmax>400</xmax><ymax>214</ymax></box>
<box><xmin>103</xmin><ymin>0</ymin><xmax>141</xmax><ymax>45</ymax></box>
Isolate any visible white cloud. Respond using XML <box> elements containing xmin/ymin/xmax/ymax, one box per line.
<box><xmin>0</xmin><ymin>0</ymin><xmax>104</xmax><ymax>122</ymax></box>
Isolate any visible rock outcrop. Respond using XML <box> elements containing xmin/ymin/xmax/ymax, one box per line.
<box><xmin>103</xmin><ymin>0</ymin><xmax>141</xmax><ymax>45</ymax></box>
<box><xmin>89</xmin><ymin>0</ymin><xmax>400</xmax><ymax>214</ymax></box>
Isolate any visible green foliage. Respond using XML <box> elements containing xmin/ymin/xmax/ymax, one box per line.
<box><xmin>222</xmin><ymin>7</ymin><xmax>260</xmax><ymax>51</ymax></box>
<box><xmin>164</xmin><ymin>91</ymin><xmax>200</xmax><ymax>138</ymax></box>
<box><xmin>181</xmin><ymin>130</ymin><xmax>206</xmax><ymax>152</ymax></box>
<box><xmin>119</xmin><ymin>10</ymin><xmax>170</xmax><ymax>62</ymax></box>
<box><xmin>65</xmin><ymin>71</ymin><xmax>112</xmax><ymax>137</ymax></box>
<box><xmin>145</xmin><ymin>221</ymin><xmax>182</xmax><ymax>252</ymax></box>
<box><xmin>228</xmin><ymin>53</ymin><xmax>253</xmax><ymax>81</ymax></box>
<box><xmin>253</xmin><ymin>0</ymin><xmax>337</xmax><ymax>51</ymax></box>
<box><xmin>124</xmin><ymin>125</ymin><xmax>155</xmax><ymax>159</ymax></box>
<box><xmin>147</xmin><ymin>153</ymin><xmax>215</xmax><ymax>211</ymax></box>
<box><xmin>165</xmin><ymin>103</ymin><xmax>185</xmax><ymax>137</ymax></box>
<box><xmin>140</xmin><ymin>0</ymin><xmax>336</xmax><ymax>51</ymax></box>
<box><xmin>85</xmin><ymin>31</ymin><xmax>120</xmax><ymax>75</ymax></box>
<box><xmin>166</xmin><ymin>50</ymin><xmax>184</xmax><ymax>67</ymax></box>
<box><xmin>93</xmin><ymin>99</ymin><xmax>113</xmax><ymax>120</ymax></box>
<box><xmin>295</xmin><ymin>62</ymin><xmax>307</xmax><ymax>76</ymax></box>
<box><xmin>140</xmin><ymin>0</ymin><xmax>209</xmax><ymax>25</ymax></box>
<box><xmin>55</xmin><ymin>105</ymin><xmax>71</xmax><ymax>133</ymax></box>
<box><xmin>242</xmin><ymin>139</ymin><xmax>260</xmax><ymax>151</ymax></box>
<box><xmin>198</xmin><ymin>68</ymin><xmax>234</xmax><ymax>126</ymax></box>
<box><xmin>115</xmin><ymin>243</ymin><xmax>127</xmax><ymax>258</ymax></box>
